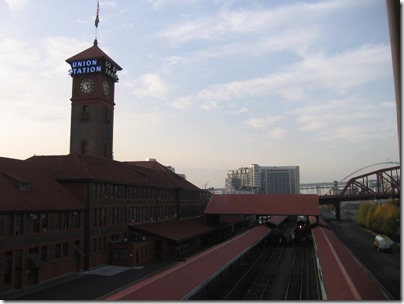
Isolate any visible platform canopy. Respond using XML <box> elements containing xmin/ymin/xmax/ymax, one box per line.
<box><xmin>204</xmin><ymin>194</ymin><xmax>319</xmax><ymax>216</ymax></box>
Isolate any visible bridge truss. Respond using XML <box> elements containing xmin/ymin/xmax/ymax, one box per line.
<box><xmin>300</xmin><ymin>162</ymin><xmax>400</xmax><ymax>196</ymax></box>
<box><xmin>341</xmin><ymin>166</ymin><xmax>400</xmax><ymax>198</ymax></box>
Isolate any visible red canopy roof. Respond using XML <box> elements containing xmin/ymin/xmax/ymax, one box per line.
<box><xmin>204</xmin><ymin>194</ymin><xmax>319</xmax><ymax>216</ymax></box>
<box><xmin>131</xmin><ymin>215</ymin><xmax>242</xmax><ymax>242</ymax></box>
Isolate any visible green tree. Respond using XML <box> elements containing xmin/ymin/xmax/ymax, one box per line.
<box><xmin>381</xmin><ymin>199</ymin><xmax>400</xmax><ymax>235</ymax></box>
<box><xmin>355</xmin><ymin>199</ymin><xmax>400</xmax><ymax>236</ymax></box>
<box><xmin>355</xmin><ymin>202</ymin><xmax>370</xmax><ymax>226</ymax></box>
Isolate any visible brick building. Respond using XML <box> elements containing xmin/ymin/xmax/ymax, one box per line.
<box><xmin>0</xmin><ymin>40</ymin><xmax>214</xmax><ymax>293</ymax></box>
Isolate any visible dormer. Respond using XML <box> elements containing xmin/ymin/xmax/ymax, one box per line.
<box><xmin>0</xmin><ymin>170</ymin><xmax>31</xmax><ymax>192</ymax></box>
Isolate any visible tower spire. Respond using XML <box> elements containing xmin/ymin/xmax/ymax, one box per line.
<box><xmin>94</xmin><ymin>0</ymin><xmax>100</xmax><ymax>41</ymax></box>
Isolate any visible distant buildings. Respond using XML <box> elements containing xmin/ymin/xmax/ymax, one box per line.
<box><xmin>226</xmin><ymin>164</ymin><xmax>300</xmax><ymax>194</ymax></box>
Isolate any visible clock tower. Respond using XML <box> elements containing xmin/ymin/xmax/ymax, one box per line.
<box><xmin>66</xmin><ymin>39</ymin><xmax>122</xmax><ymax>159</ymax></box>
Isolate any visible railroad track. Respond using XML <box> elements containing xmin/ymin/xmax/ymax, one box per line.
<box><xmin>223</xmin><ymin>241</ymin><xmax>321</xmax><ymax>300</ymax></box>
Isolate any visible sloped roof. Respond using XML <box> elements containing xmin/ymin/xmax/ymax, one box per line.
<box><xmin>27</xmin><ymin>154</ymin><xmax>201</xmax><ymax>191</ymax></box>
<box><xmin>65</xmin><ymin>40</ymin><xmax>122</xmax><ymax>70</ymax></box>
<box><xmin>126</xmin><ymin>160</ymin><xmax>200</xmax><ymax>191</ymax></box>
<box><xmin>0</xmin><ymin>157</ymin><xmax>85</xmax><ymax>211</ymax></box>
<box><xmin>204</xmin><ymin>194</ymin><xmax>319</xmax><ymax>216</ymax></box>
<box><xmin>131</xmin><ymin>215</ymin><xmax>241</xmax><ymax>242</ymax></box>
<box><xmin>312</xmin><ymin>225</ymin><xmax>386</xmax><ymax>300</ymax></box>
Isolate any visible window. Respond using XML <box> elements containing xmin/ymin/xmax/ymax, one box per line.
<box><xmin>56</xmin><ymin>213</ymin><xmax>62</xmax><ymax>230</ymax></box>
<box><xmin>102</xmin><ymin>208</ymin><xmax>106</xmax><ymax>226</ymax></box>
<box><xmin>32</xmin><ymin>214</ymin><xmax>40</xmax><ymax>233</ymax></box>
<box><xmin>55</xmin><ymin>244</ymin><xmax>61</xmax><ymax>259</ymax></box>
<box><xmin>104</xmin><ymin>107</ymin><xmax>111</xmax><ymax>123</ymax></box>
<box><xmin>19</xmin><ymin>182</ymin><xmax>30</xmax><ymax>191</ymax></box>
<box><xmin>93</xmin><ymin>208</ymin><xmax>97</xmax><ymax>227</ymax></box>
<box><xmin>130</xmin><ymin>207</ymin><xmax>134</xmax><ymax>222</ymax></box>
<box><xmin>41</xmin><ymin>213</ymin><xmax>48</xmax><ymax>232</ymax></box>
<box><xmin>80</xmin><ymin>105</ymin><xmax>89</xmax><ymax>121</ymax></box>
<box><xmin>92</xmin><ymin>239</ymin><xmax>97</xmax><ymax>252</ymax></box>
<box><xmin>15</xmin><ymin>214</ymin><xmax>23</xmax><ymax>235</ymax></box>
<box><xmin>81</xmin><ymin>140</ymin><xmax>87</xmax><ymax>154</ymax></box>
<box><xmin>63</xmin><ymin>243</ymin><xmax>68</xmax><ymax>257</ymax></box>
<box><xmin>4</xmin><ymin>252</ymin><xmax>12</xmax><ymax>285</ymax></box>
<box><xmin>41</xmin><ymin>246</ymin><xmax>48</xmax><ymax>262</ymax></box>
<box><xmin>74</xmin><ymin>212</ymin><xmax>81</xmax><ymax>229</ymax></box>
<box><xmin>62</xmin><ymin>212</ymin><xmax>68</xmax><ymax>230</ymax></box>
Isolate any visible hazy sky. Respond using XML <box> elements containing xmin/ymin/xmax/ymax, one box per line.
<box><xmin>0</xmin><ymin>0</ymin><xmax>399</xmax><ymax>188</ymax></box>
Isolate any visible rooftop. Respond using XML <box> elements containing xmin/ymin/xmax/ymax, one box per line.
<box><xmin>205</xmin><ymin>194</ymin><xmax>319</xmax><ymax>216</ymax></box>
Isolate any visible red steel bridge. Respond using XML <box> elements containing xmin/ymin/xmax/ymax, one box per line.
<box><xmin>317</xmin><ymin>164</ymin><xmax>400</xmax><ymax>221</ymax></box>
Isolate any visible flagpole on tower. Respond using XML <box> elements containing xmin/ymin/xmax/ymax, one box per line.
<box><xmin>94</xmin><ymin>0</ymin><xmax>100</xmax><ymax>43</ymax></box>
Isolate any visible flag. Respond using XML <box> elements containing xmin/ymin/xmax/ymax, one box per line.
<box><xmin>95</xmin><ymin>1</ymin><xmax>100</xmax><ymax>28</ymax></box>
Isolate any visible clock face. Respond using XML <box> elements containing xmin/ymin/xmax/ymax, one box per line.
<box><xmin>79</xmin><ymin>77</ymin><xmax>95</xmax><ymax>94</ymax></box>
<box><xmin>102</xmin><ymin>80</ymin><xmax>110</xmax><ymax>96</ymax></box>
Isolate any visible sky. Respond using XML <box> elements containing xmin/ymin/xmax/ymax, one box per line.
<box><xmin>0</xmin><ymin>0</ymin><xmax>399</xmax><ymax>189</ymax></box>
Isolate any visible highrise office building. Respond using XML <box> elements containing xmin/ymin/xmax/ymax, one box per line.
<box><xmin>261</xmin><ymin>166</ymin><xmax>300</xmax><ymax>194</ymax></box>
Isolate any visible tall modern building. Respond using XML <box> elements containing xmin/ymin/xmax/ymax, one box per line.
<box><xmin>261</xmin><ymin>166</ymin><xmax>300</xmax><ymax>194</ymax></box>
<box><xmin>226</xmin><ymin>164</ymin><xmax>299</xmax><ymax>194</ymax></box>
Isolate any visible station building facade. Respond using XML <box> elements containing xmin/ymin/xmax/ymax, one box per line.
<box><xmin>0</xmin><ymin>153</ymin><xmax>211</xmax><ymax>293</ymax></box>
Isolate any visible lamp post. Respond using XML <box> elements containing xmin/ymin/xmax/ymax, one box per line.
<box><xmin>204</xmin><ymin>180</ymin><xmax>210</xmax><ymax>190</ymax></box>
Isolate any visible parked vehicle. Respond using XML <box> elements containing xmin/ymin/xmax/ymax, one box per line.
<box><xmin>373</xmin><ymin>235</ymin><xmax>392</xmax><ymax>253</ymax></box>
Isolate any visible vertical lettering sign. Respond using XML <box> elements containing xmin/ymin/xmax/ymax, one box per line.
<box><xmin>104</xmin><ymin>61</ymin><xmax>119</xmax><ymax>82</ymax></box>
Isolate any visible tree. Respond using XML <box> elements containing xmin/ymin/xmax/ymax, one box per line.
<box><xmin>355</xmin><ymin>199</ymin><xmax>400</xmax><ymax>236</ymax></box>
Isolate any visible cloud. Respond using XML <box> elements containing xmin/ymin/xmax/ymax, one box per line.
<box><xmin>380</xmin><ymin>101</ymin><xmax>396</xmax><ymax>109</ymax></box>
<box><xmin>244</xmin><ymin>116</ymin><xmax>283</xmax><ymax>129</ymax></box>
<box><xmin>39</xmin><ymin>37</ymin><xmax>90</xmax><ymax>77</ymax></box>
<box><xmin>296</xmin><ymin>44</ymin><xmax>391</xmax><ymax>92</ymax></box>
<box><xmin>128</xmin><ymin>73</ymin><xmax>173</xmax><ymax>100</ymax></box>
<box><xmin>0</xmin><ymin>36</ymin><xmax>91</xmax><ymax>122</ymax></box>
<box><xmin>290</xmin><ymin>96</ymin><xmax>394</xmax><ymax>145</ymax></box>
<box><xmin>4</xmin><ymin>0</ymin><xmax>29</xmax><ymax>12</ymax></box>
<box><xmin>171</xmin><ymin>44</ymin><xmax>391</xmax><ymax>110</ymax></box>
<box><xmin>147</xmin><ymin>0</ymin><xmax>200</xmax><ymax>9</ymax></box>
<box><xmin>268</xmin><ymin>128</ymin><xmax>285</xmax><ymax>140</ymax></box>
<box><xmin>229</xmin><ymin>107</ymin><xmax>249</xmax><ymax>115</ymax></box>
<box><xmin>159</xmin><ymin>0</ymin><xmax>368</xmax><ymax>45</ymax></box>
<box><xmin>101</xmin><ymin>0</ymin><xmax>117</xmax><ymax>8</ymax></box>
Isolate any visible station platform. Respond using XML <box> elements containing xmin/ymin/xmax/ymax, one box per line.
<box><xmin>104</xmin><ymin>225</ymin><xmax>270</xmax><ymax>300</ymax></box>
